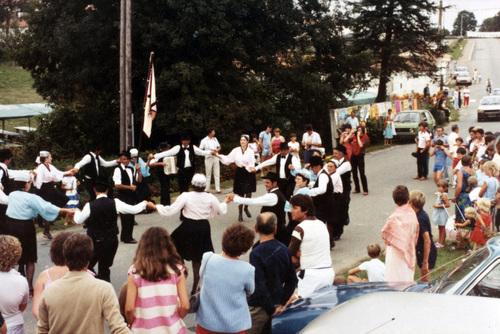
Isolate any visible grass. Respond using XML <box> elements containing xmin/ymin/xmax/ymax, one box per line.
<box><xmin>0</xmin><ymin>62</ymin><xmax>44</xmax><ymax>104</ymax></box>
<box><xmin>449</xmin><ymin>38</ymin><xmax>467</xmax><ymax>61</ymax></box>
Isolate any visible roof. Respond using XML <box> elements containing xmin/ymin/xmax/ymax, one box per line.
<box><xmin>0</xmin><ymin>103</ymin><xmax>52</xmax><ymax>120</ymax></box>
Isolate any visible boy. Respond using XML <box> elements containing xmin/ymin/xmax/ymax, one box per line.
<box><xmin>347</xmin><ymin>244</ymin><xmax>385</xmax><ymax>283</ymax></box>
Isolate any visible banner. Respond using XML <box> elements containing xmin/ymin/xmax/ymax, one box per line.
<box><xmin>142</xmin><ymin>52</ymin><xmax>157</xmax><ymax>138</ymax></box>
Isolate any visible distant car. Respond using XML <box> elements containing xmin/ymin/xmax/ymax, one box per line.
<box><xmin>453</xmin><ymin>65</ymin><xmax>468</xmax><ymax>77</ymax></box>
<box><xmin>301</xmin><ymin>292</ymin><xmax>500</xmax><ymax>334</ymax></box>
<box><xmin>456</xmin><ymin>71</ymin><xmax>472</xmax><ymax>86</ymax></box>
<box><xmin>477</xmin><ymin>95</ymin><xmax>500</xmax><ymax>122</ymax></box>
<box><xmin>491</xmin><ymin>88</ymin><xmax>500</xmax><ymax>95</ymax></box>
<box><xmin>272</xmin><ymin>236</ymin><xmax>500</xmax><ymax>334</ymax></box>
<box><xmin>392</xmin><ymin>110</ymin><xmax>436</xmax><ymax>140</ymax></box>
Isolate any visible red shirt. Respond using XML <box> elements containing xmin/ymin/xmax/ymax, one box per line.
<box><xmin>350</xmin><ymin>134</ymin><xmax>370</xmax><ymax>156</ymax></box>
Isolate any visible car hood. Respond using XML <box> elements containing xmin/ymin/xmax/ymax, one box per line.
<box><xmin>272</xmin><ymin>282</ymin><xmax>424</xmax><ymax>334</ymax></box>
<box><xmin>478</xmin><ymin>104</ymin><xmax>500</xmax><ymax>111</ymax></box>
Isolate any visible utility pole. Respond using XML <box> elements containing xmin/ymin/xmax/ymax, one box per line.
<box><xmin>438</xmin><ymin>0</ymin><xmax>443</xmax><ymax>32</ymax></box>
<box><xmin>119</xmin><ymin>0</ymin><xmax>133</xmax><ymax>151</ymax></box>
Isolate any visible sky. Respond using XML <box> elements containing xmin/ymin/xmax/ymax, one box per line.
<box><xmin>438</xmin><ymin>0</ymin><xmax>500</xmax><ymax>31</ymax></box>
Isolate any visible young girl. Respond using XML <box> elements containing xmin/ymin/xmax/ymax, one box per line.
<box><xmin>288</xmin><ymin>133</ymin><xmax>300</xmax><ymax>160</ymax></box>
<box><xmin>432</xmin><ymin>180</ymin><xmax>450</xmax><ymax>248</ymax></box>
<box><xmin>455</xmin><ymin>206</ymin><xmax>476</xmax><ymax>250</ymax></box>
<box><xmin>61</xmin><ymin>166</ymin><xmax>79</xmax><ymax>225</ymax></box>
<box><xmin>383</xmin><ymin>109</ymin><xmax>394</xmax><ymax>146</ymax></box>
<box><xmin>125</xmin><ymin>227</ymin><xmax>189</xmax><ymax>334</ymax></box>
<box><xmin>470</xmin><ymin>199</ymin><xmax>492</xmax><ymax>249</ymax></box>
<box><xmin>431</xmin><ymin>139</ymin><xmax>451</xmax><ymax>185</ymax></box>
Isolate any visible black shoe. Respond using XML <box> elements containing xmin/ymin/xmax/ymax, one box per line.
<box><xmin>43</xmin><ymin>231</ymin><xmax>53</xmax><ymax>240</ymax></box>
<box><xmin>238</xmin><ymin>214</ymin><xmax>244</xmax><ymax>222</ymax></box>
<box><xmin>123</xmin><ymin>239</ymin><xmax>138</xmax><ymax>244</ymax></box>
<box><xmin>333</xmin><ymin>236</ymin><xmax>341</xmax><ymax>241</ymax></box>
<box><xmin>244</xmin><ymin>207</ymin><xmax>252</xmax><ymax>218</ymax></box>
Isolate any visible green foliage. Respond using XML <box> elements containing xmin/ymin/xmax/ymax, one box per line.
<box><xmin>0</xmin><ymin>61</ymin><xmax>43</xmax><ymax>103</ymax></box>
<box><xmin>449</xmin><ymin>38</ymin><xmax>466</xmax><ymax>61</ymax></box>
<box><xmin>16</xmin><ymin>0</ymin><xmax>370</xmax><ymax>155</ymax></box>
<box><xmin>349</xmin><ymin>0</ymin><xmax>446</xmax><ymax>102</ymax></box>
<box><xmin>452</xmin><ymin>10</ymin><xmax>477</xmax><ymax>36</ymax></box>
<box><xmin>480</xmin><ymin>11</ymin><xmax>500</xmax><ymax>32</ymax></box>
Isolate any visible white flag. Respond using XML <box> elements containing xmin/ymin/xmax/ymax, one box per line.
<box><xmin>143</xmin><ymin>56</ymin><xmax>157</xmax><ymax>137</ymax></box>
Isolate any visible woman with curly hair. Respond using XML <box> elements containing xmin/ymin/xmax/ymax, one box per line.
<box><xmin>125</xmin><ymin>227</ymin><xmax>189</xmax><ymax>333</ymax></box>
<box><xmin>0</xmin><ymin>235</ymin><xmax>29</xmax><ymax>334</ymax></box>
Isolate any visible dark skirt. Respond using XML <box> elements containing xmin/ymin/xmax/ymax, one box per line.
<box><xmin>6</xmin><ymin>217</ymin><xmax>37</xmax><ymax>264</ymax></box>
<box><xmin>233</xmin><ymin>167</ymin><xmax>256</xmax><ymax>196</ymax></box>
<box><xmin>38</xmin><ymin>182</ymin><xmax>68</xmax><ymax>209</ymax></box>
<box><xmin>171</xmin><ymin>218</ymin><xmax>214</xmax><ymax>262</ymax></box>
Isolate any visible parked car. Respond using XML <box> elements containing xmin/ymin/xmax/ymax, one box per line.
<box><xmin>272</xmin><ymin>236</ymin><xmax>500</xmax><ymax>334</ymax></box>
<box><xmin>491</xmin><ymin>88</ymin><xmax>500</xmax><ymax>95</ymax></box>
<box><xmin>477</xmin><ymin>95</ymin><xmax>500</xmax><ymax>122</ymax></box>
<box><xmin>453</xmin><ymin>65</ymin><xmax>468</xmax><ymax>78</ymax></box>
<box><xmin>456</xmin><ymin>71</ymin><xmax>472</xmax><ymax>86</ymax></box>
<box><xmin>301</xmin><ymin>292</ymin><xmax>500</xmax><ymax>334</ymax></box>
<box><xmin>392</xmin><ymin>110</ymin><xmax>436</xmax><ymax>140</ymax></box>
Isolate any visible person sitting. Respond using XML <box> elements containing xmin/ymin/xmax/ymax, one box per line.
<box><xmin>347</xmin><ymin>244</ymin><xmax>385</xmax><ymax>283</ymax></box>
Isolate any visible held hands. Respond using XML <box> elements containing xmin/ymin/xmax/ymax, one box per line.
<box><xmin>129</xmin><ymin>185</ymin><xmax>137</xmax><ymax>192</ymax></box>
<box><xmin>225</xmin><ymin>193</ymin><xmax>235</xmax><ymax>203</ymax></box>
<box><xmin>146</xmin><ymin>201</ymin><xmax>157</xmax><ymax>211</ymax></box>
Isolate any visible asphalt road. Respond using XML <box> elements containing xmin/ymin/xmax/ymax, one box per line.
<box><xmin>22</xmin><ymin>38</ymin><xmax>500</xmax><ymax>333</ymax></box>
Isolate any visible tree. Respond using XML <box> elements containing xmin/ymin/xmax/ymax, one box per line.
<box><xmin>0</xmin><ymin>0</ymin><xmax>28</xmax><ymax>35</ymax></box>
<box><xmin>452</xmin><ymin>10</ymin><xmax>477</xmax><ymax>36</ymax></box>
<box><xmin>480</xmin><ymin>11</ymin><xmax>500</xmax><ymax>32</ymax></box>
<box><xmin>349</xmin><ymin>0</ymin><xmax>446</xmax><ymax>102</ymax></box>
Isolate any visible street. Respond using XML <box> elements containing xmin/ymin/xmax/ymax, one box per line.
<box><xmin>23</xmin><ymin>38</ymin><xmax>500</xmax><ymax>333</ymax></box>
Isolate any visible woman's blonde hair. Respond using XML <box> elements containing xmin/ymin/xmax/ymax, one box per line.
<box><xmin>409</xmin><ymin>190</ymin><xmax>426</xmax><ymax>210</ymax></box>
<box><xmin>483</xmin><ymin>161</ymin><xmax>499</xmax><ymax>177</ymax></box>
<box><xmin>476</xmin><ymin>198</ymin><xmax>491</xmax><ymax>213</ymax></box>
<box><xmin>0</xmin><ymin>235</ymin><xmax>22</xmax><ymax>272</ymax></box>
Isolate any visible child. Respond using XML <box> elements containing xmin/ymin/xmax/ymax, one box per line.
<box><xmin>470</xmin><ymin>199</ymin><xmax>492</xmax><ymax>249</ymax></box>
<box><xmin>452</xmin><ymin>147</ymin><xmax>467</xmax><ymax>188</ymax></box>
<box><xmin>347</xmin><ymin>244</ymin><xmax>385</xmax><ymax>283</ymax></box>
<box><xmin>455</xmin><ymin>207</ymin><xmax>476</xmax><ymax>249</ymax></box>
<box><xmin>467</xmin><ymin>176</ymin><xmax>481</xmax><ymax>203</ymax></box>
<box><xmin>125</xmin><ymin>227</ymin><xmax>189</xmax><ymax>333</ymax></box>
<box><xmin>433</xmin><ymin>180</ymin><xmax>450</xmax><ymax>248</ymax></box>
<box><xmin>288</xmin><ymin>133</ymin><xmax>300</xmax><ymax>160</ymax></box>
<box><xmin>431</xmin><ymin>139</ymin><xmax>450</xmax><ymax>185</ymax></box>
<box><xmin>61</xmin><ymin>166</ymin><xmax>79</xmax><ymax>225</ymax></box>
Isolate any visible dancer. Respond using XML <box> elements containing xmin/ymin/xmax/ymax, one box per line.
<box><xmin>332</xmin><ymin>145</ymin><xmax>352</xmax><ymax>240</ymax></box>
<box><xmin>156</xmin><ymin>174</ymin><xmax>229</xmax><ymax>295</ymax></box>
<box><xmin>199</xmin><ymin>128</ymin><xmax>222</xmax><ymax>193</ymax></box>
<box><xmin>216</xmin><ymin>134</ymin><xmax>257</xmax><ymax>222</ymax></box>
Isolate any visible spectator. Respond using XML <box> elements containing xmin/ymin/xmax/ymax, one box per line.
<box><xmin>347</xmin><ymin>244</ymin><xmax>385</xmax><ymax>283</ymax></box>
<box><xmin>301</xmin><ymin>124</ymin><xmax>322</xmax><ymax>164</ymax></box>
<box><xmin>196</xmin><ymin>224</ymin><xmax>255</xmax><ymax>334</ymax></box>
<box><xmin>288</xmin><ymin>133</ymin><xmax>300</xmax><ymax>160</ymax></box>
<box><xmin>259</xmin><ymin>125</ymin><xmax>273</xmax><ymax>163</ymax></box>
<box><xmin>493</xmin><ymin>140</ymin><xmax>500</xmax><ymax>167</ymax></box>
<box><xmin>383</xmin><ymin>109</ymin><xmax>395</xmax><ymax>146</ymax></box>
<box><xmin>32</xmin><ymin>232</ymin><xmax>73</xmax><ymax>319</ymax></box>
<box><xmin>37</xmin><ymin>234</ymin><xmax>130</xmax><ymax>334</ymax></box>
<box><xmin>345</xmin><ymin>110</ymin><xmax>359</xmax><ymax>129</ymax></box>
<box><xmin>470</xmin><ymin>199</ymin><xmax>492</xmax><ymax>250</ymax></box>
<box><xmin>1</xmin><ymin>312</ymin><xmax>6</xmax><ymax>334</ymax></box>
<box><xmin>414</xmin><ymin>122</ymin><xmax>431</xmax><ymax>181</ymax></box>
<box><xmin>271</xmin><ymin>128</ymin><xmax>285</xmax><ymax>155</ymax></box>
<box><xmin>125</xmin><ymin>227</ymin><xmax>189</xmax><ymax>333</ymax></box>
<box><xmin>199</xmin><ymin>128</ymin><xmax>222</xmax><ymax>193</ymax></box>
<box><xmin>288</xmin><ymin>195</ymin><xmax>334</xmax><ymax>297</ymax></box>
<box><xmin>448</xmin><ymin>124</ymin><xmax>460</xmax><ymax>157</ymax></box>
<box><xmin>248</xmin><ymin>213</ymin><xmax>297</xmax><ymax>334</ymax></box>
<box><xmin>409</xmin><ymin>191</ymin><xmax>437</xmax><ymax>282</ymax></box>
<box><xmin>0</xmin><ymin>235</ymin><xmax>29</xmax><ymax>334</ymax></box>
<box><xmin>381</xmin><ymin>186</ymin><xmax>419</xmax><ymax>282</ymax></box>
<box><xmin>479</xmin><ymin>161</ymin><xmax>499</xmax><ymax>201</ymax></box>
<box><xmin>350</xmin><ymin>125</ymin><xmax>370</xmax><ymax>195</ymax></box>
<box><xmin>430</xmin><ymin>139</ymin><xmax>451</xmax><ymax>185</ymax></box>
<box><xmin>455</xmin><ymin>155</ymin><xmax>474</xmax><ymax>225</ymax></box>
<box><xmin>432</xmin><ymin>180</ymin><xmax>450</xmax><ymax>249</ymax></box>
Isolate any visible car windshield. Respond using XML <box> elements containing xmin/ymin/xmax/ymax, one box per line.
<box><xmin>480</xmin><ymin>96</ymin><xmax>500</xmax><ymax>105</ymax></box>
<box><xmin>394</xmin><ymin>113</ymin><xmax>419</xmax><ymax>123</ymax></box>
<box><xmin>457</xmin><ymin>72</ymin><xmax>469</xmax><ymax>77</ymax></box>
<box><xmin>432</xmin><ymin>248</ymin><xmax>490</xmax><ymax>293</ymax></box>
<box><xmin>456</xmin><ymin>66</ymin><xmax>467</xmax><ymax>72</ymax></box>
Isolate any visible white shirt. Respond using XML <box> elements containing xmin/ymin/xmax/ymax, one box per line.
<box><xmin>152</xmin><ymin>144</ymin><xmax>210</xmax><ymax>168</ymax></box>
<box><xmin>74</xmin><ymin>152</ymin><xmax>118</xmax><ymax>176</ymax></box>
<box><xmin>255</xmin><ymin>153</ymin><xmax>301</xmax><ymax>179</ymax></box>
<box><xmin>0</xmin><ymin>269</ymin><xmax>29</xmax><ymax>328</ymax></box>
<box><xmin>448</xmin><ymin>131</ymin><xmax>459</xmax><ymax>156</ymax></box>
<box><xmin>73</xmin><ymin>194</ymin><xmax>148</xmax><ymax>224</ymax></box>
<box><xmin>308</xmin><ymin>172</ymin><xmax>330</xmax><ymax>197</ymax></box>
<box><xmin>359</xmin><ymin>258</ymin><xmax>385</xmax><ymax>282</ymax></box>
<box><xmin>34</xmin><ymin>163</ymin><xmax>65</xmax><ymax>189</ymax></box>
<box><xmin>234</xmin><ymin>189</ymin><xmax>279</xmax><ymax>207</ymax></box>
<box><xmin>493</xmin><ymin>153</ymin><xmax>500</xmax><ymax>167</ymax></box>
<box><xmin>301</xmin><ymin>131</ymin><xmax>322</xmax><ymax>149</ymax></box>
<box><xmin>199</xmin><ymin>136</ymin><xmax>221</xmax><ymax>153</ymax></box>
<box><xmin>333</xmin><ymin>158</ymin><xmax>352</xmax><ymax>175</ymax></box>
<box><xmin>112</xmin><ymin>164</ymin><xmax>136</xmax><ymax>185</ymax></box>
<box><xmin>61</xmin><ymin>176</ymin><xmax>78</xmax><ymax>196</ymax></box>
<box><xmin>417</xmin><ymin>131</ymin><xmax>431</xmax><ymax>149</ymax></box>
<box><xmin>218</xmin><ymin>147</ymin><xmax>256</xmax><ymax>171</ymax></box>
<box><xmin>288</xmin><ymin>141</ymin><xmax>300</xmax><ymax>158</ymax></box>
<box><xmin>329</xmin><ymin>172</ymin><xmax>343</xmax><ymax>194</ymax></box>
<box><xmin>346</xmin><ymin>116</ymin><xmax>359</xmax><ymax>129</ymax></box>
<box><xmin>156</xmin><ymin>191</ymin><xmax>227</xmax><ymax>220</ymax></box>
<box><xmin>292</xmin><ymin>219</ymin><xmax>332</xmax><ymax>270</ymax></box>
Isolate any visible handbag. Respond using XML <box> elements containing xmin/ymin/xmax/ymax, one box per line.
<box><xmin>188</xmin><ymin>252</ymin><xmax>214</xmax><ymax>313</ymax></box>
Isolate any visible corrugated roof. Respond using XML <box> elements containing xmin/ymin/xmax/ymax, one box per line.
<box><xmin>0</xmin><ymin>103</ymin><xmax>52</xmax><ymax>120</ymax></box>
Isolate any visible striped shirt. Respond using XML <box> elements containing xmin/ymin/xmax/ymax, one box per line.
<box><xmin>128</xmin><ymin>266</ymin><xmax>186</xmax><ymax>334</ymax></box>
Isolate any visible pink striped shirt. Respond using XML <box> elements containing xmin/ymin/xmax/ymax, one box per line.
<box><xmin>128</xmin><ymin>265</ymin><xmax>186</xmax><ymax>334</ymax></box>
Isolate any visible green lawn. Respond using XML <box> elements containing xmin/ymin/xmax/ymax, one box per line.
<box><xmin>449</xmin><ymin>38</ymin><xmax>467</xmax><ymax>61</ymax></box>
<box><xmin>0</xmin><ymin>62</ymin><xmax>44</xmax><ymax>104</ymax></box>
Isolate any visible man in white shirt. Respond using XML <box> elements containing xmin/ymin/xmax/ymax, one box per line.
<box><xmin>332</xmin><ymin>146</ymin><xmax>352</xmax><ymax>240</ymax></box>
<box><xmin>345</xmin><ymin>111</ymin><xmax>359</xmax><ymax>129</ymax></box>
<box><xmin>73</xmin><ymin>145</ymin><xmax>118</xmax><ymax>201</ymax></box>
<box><xmin>448</xmin><ymin>124</ymin><xmax>459</xmax><ymax>157</ymax></box>
<box><xmin>199</xmin><ymin>128</ymin><xmax>221</xmax><ymax>193</ymax></box>
<box><xmin>414</xmin><ymin>122</ymin><xmax>431</xmax><ymax>181</ymax></box>
<box><xmin>254</xmin><ymin>142</ymin><xmax>301</xmax><ymax>199</ymax></box>
<box><xmin>288</xmin><ymin>194</ymin><xmax>334</xmax><ymax>298</ymax></box>
<box><xmin>301</xmin><ymin>124</ymin><xmax>322</xmax><ymax>164</ymax></box>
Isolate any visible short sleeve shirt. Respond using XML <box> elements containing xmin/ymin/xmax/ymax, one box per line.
<box><xmin>259</xmin><ymin>131</ymin><xmax>272</xmax><ymax>155</ymax></box>
<box><xmin>359</xmin><ymin>259</ymin><xmax>385</xmax><ymax>282</ymax></box>
<box><xmin>417</xmin><ymin>131</ymin><xmax>431</xmax><ymax>149</ymax></box>
<box><xmin>0</xmin><ymin>269</ymin><xmax>29</xmax><ymax>328</ymax></box>
<box><xmin>416</xmin><ymin>210</ymin><xmax>437</xmax><ymax>267</ymax></box>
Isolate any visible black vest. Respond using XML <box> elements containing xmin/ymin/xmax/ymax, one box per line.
<box><xmin>87</xmin><ymin>197</ymin><xmax>119</xmax><ymax>239</ymax></box>
<box><xmin>116</xmin><ymin>165</ymin><xmax>136</xmax><ymax>203</ymax></box>
<box><xmin>176</xmin><ymin>145</ymin><xmax>195</xmax><ymax>169</ymax></box>
<box><xmin>0</xmin><ymin>166</ymin><xmax>12</xmax><ymax>195</ymax></box>
<box><xmin>82</xmin><ymin>152</ymin><xmax>102</xmax><ymax>178</ymax></box>
<box><xmin>261</xmin><ymin>188</ymin><xmax>287</xmax><ymax>229</ymax></box>
<box><xmin>275</xmin><ymin>154</ymin><xmax>293</xmax><ymax>180</ymax></box>
<box><xmin>338</xmin><ymin>160</ymin><xmax>352</xmax><ymax>194</ymax></box>
<box><xmin>313</xmin><ymin>170</ymin><xmax>334</xmax><ymax>219</ymax></box>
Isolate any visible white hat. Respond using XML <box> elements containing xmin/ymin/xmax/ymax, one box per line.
<box><xmin>191</xmin><ymin>173</ymin><xmax>207</xmax><ymax>188</ymax></box>
<box><xmin>13</xmin><ymin>171</ymin><xmax>32</xmax><ymax>183</ymax></box>
<box><xmin>39</xmin><ymin>151</ymin><xmax>50</xmax><ymax>158</ymax></box>
<box><xmin>129</xmin><ymin>148</ymin><xmax>139</xmax><ymax>158</ymax></box>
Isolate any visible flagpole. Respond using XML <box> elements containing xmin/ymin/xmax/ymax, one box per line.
<box><xmin>138</xmin><ymin>51</ymin><xmax>155</xmax><ymax>151</ymax></box>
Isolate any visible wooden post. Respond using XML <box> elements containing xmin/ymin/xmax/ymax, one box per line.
<box><xmin>119</xmin><ymin>0</ymin><xmax>126</xmax><ymax>151</ymax></box>
<box><xmin>125</xmin><ymin>0</ymin><xmax>133</xmax><ymax>149</ymax></box>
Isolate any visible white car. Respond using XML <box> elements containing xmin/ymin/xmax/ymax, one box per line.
<box><xmin>491</xmin><ymin>88</ymin><xmax>500</xmax><ymax>95</ymax></box>
<box><xmin>477</xmin><ymin>95</ymin><xmax>500</xmax><ymax>121</ymax></box>
<box><xmin>302</xmin><ymin>292</ymin><xmax>500</xmax><ymax>334</ymax></box>
<box><xmin>454</xmin><ymin>65</ymin><xmax>468</xmax><ymax>76</ymax></box>
<box><xmin>456</xmin><ymin>71</ymin><xmax>472</xmax><ymax>86</ymax></box>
